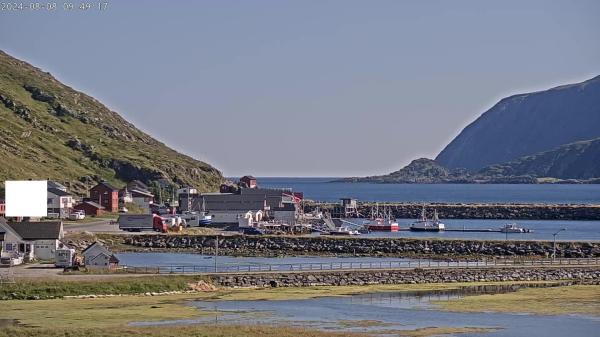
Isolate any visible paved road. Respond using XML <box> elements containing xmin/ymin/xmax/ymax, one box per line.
<box><xmin>6</xmin><ymin>260</ymin><xmax>599</xmax><ymax>281</ymax></box>
<box><xmin>63</xmin><ymin>219</ymin><xmax>121</xmax><ymax>233</ymax></box>
<box><xmin>3</xmin><ymin>263</ymin><xmax>160</xmax><ymax>280</ymax></box>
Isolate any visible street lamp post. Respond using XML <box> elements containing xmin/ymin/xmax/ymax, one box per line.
<box><xmin>552</xmin><ymin>228</ymin><xmax>566</xmax><ymax>262</ymax></box>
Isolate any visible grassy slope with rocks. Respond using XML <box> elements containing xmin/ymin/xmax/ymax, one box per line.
<box><xmin>0</xmin><ymin>50</ymin><xmax>222</xmax><ymax>194</ymax></box>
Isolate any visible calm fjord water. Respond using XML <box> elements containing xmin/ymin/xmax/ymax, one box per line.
<box><xmin>257</xmin><ymin>177</ymin><xmax>600</xmax><ymax>204</ymax></box>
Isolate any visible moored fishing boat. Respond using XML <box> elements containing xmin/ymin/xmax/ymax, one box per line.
<box><xmin>364</xmin><ymin>204</ymin><xmax>399</xmax><ymax>232</ymax></box>
<box><xmin>326</xmin><ymin>226</ymin><xmax>361</xmax><ymax>236</ymax></box>
<box><xmin>499</xmin><ymin>223</ymin><xmax>532</xmax><ymax>233</ymax></box>
<box><xmin>410</xmin><ymin>207</ymin><xmax>445</xmax><ymax>232</ymax></box>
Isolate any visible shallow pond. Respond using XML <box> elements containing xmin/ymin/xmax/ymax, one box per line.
<box><xmin>131</xmin><ymin>284</ymin><xmax>600</xmax><ymax>336</ymax></box>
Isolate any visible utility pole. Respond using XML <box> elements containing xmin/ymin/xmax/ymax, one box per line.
<box><xmin>214</xmin><ymin>236</ymin><xmax>219</xmax><ymax>272</ymax></box>
<box><xmin>552</xmin><ymin>228</ymin><xmax>566</xmax><ymax>262</ymax></box>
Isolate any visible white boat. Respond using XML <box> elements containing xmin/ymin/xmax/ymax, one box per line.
<box><xmin>327</xmin><ymin>226</ymin><xmax>360</xmax><ymax>236</ymax></box>
<box><xmin>410</xmin><ymin>207</ymin><xmax>445</xmax><ymax>232</ymax></box>
<box><xmin>500</xmin><ymin>223</ymin><xmax>531</xmax><ymax>233</ymax></box>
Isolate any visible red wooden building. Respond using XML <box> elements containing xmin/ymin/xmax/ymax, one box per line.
<box><xmin>240</xmin><ymin>175</ymin><xmax>257</xmax><ymax>189</ymax></box>
<box><xmin>90</xmin><ymin>182</ymin><xmax>119</xmax><ymax>213</ymax></box>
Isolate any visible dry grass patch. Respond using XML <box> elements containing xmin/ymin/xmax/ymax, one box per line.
<box><xmin>0</xmin><ymin>324</ymin><xmax>368</xmax><ymax>337</ymax></box>
<box><xmin>433</xmin><ymin>284</ymin><xmax>600</xmax><ymax>316</ymax></box>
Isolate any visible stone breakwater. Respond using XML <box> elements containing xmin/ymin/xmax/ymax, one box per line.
<box><xmin>209</xmin><ymin>266</ymin><xmax>600</xmax><ymax>288</ymax></box>
<box><xmin>123</xmin><ymin>235</ymin><xmax>600</xmax><ymax>258</ymax></box>
<box><xmin>305</xmin><ymin>202</ymin><xmax>600</xmax><ymax>220</ymax></box>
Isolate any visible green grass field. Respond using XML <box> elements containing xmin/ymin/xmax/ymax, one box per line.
<box><xmin>0</xmin><ymin>275</ymin><xmax>208</xmax><ymax>300</ymax></box>
<box><xmin>433</xmin><ymin>284</ymin><xmax>600</xmax><ymax>316</ymax></box>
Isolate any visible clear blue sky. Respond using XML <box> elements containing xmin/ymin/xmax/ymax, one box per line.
<box><xmin>1</xmin><ymin>0</ymin><xmax>599</xmax><ymax>177</ymax></box>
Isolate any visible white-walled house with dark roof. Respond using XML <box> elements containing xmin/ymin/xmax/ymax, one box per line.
<box><xmin>0</xmin><ymin>217</ymin><xmax>64</xmax><ymax>265</ymax></box>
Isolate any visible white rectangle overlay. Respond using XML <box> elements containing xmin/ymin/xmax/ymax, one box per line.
<box><xmin>5</xmin><ymin>180</ymin><xmax>47</xmax><ymax>217</ymax></box>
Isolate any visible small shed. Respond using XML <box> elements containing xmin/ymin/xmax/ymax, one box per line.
<box><xmin>240</xmin><ymin>175</ymin><xmax>257</xmax><ymax>189</ymax></box>
<box><xmin>82</xmin><ymin>241</ymin><xmax>119</xmax><ymax>270</ymax></box>
<box><xmin>74</xmin><ymin>201</ymin><xmax>105</xmax><ymax>217</ymax></box>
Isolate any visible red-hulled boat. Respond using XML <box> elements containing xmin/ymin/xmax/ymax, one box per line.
<box><xmin>364</xmin><ymin>205</ymin><xmax>399</xmax><ymax>232</ymax></box>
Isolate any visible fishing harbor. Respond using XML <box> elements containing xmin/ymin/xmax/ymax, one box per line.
<box><xmin>96</xmin><ymin>177</ymin><xmax>599</xmax><ymax>241</ymax></box>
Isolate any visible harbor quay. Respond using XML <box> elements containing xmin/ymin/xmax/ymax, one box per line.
<box><xmin>209</xmin><ymin>266</ymin><xmax>600</xmax><ymax>288</ymax></box>
<box><xmin>122</xmin><ymin>235</ymin><xmax>600</xmax><ymax>258</ymax></box>
<box><xmin>304</xmin><ymin>201</ymin><xmax>600</xmax><ymax>220</ymax></box>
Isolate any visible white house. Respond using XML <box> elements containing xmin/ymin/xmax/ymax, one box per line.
<box><xmin>0</xmin><ymin>218</ymin><xmax>64</xmax><ymax>265</ymax></box>
<box><xmin>81</xmin><ymin>241</ymin><xmax>119</xmax><ymax>270</ymax></box>
<box><xmin>47</xmin><ymin>187</ymin><xmax>73</xmax><ymax>219</ymax></box>
<box><xmin>130</xmin><ymin>189</ymin><xmax>154</xmax><ymax>214</ymax></box>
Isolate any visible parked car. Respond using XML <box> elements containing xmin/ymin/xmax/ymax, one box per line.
<box><xmin>69</xmin><ymin>210</ymin><xmax>85</xmax><ymax>220</ymax></box>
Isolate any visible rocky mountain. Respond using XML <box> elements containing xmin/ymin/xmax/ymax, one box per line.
<box><xmin>342</xmin><ymin>138</ymin><xmax>600</xmax><ymax>184</ymax></box>
<box><xmin>341</xmin><ymin>158</ymin><xmax>467</xmax><ymax>183</ymax></box>
<box><xmin>479</xmin><ymin>138</ymin><xmax>600</xmax><ymax>180</ymax></box>
<box><xmin>0</xmin><ymin>50</ymin><xmax>223</xmax><ymax>194</ymax></box>
<box><xmin>436</xmin><ymin>75</ymin><xmax>600</xmax><ymax>171</ymax></box>
<box><xmin>339</xmin><ymin>158</ymin><xmax>538</xmax><ymax>184</ymax></box>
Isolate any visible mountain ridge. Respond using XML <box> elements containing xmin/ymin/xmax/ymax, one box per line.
<box><xmin>340</xmin><ymin>138</ymin><xmax>600</xmax><ymax>184</ymax></box>
<box><xmin>436</xmin><ymin>75</ymin><xmax>600</xmax><ymax>171</ymax></box>
<box><xmin>0</xmin><ymin>50</ymin><xmax>223</xmax><ymax>194</ymax></box>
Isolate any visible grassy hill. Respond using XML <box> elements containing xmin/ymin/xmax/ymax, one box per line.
<box><xmin>0</xmin><ymin>50</ymin><xmax>223</xmax><ymax>194</ymax></box>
